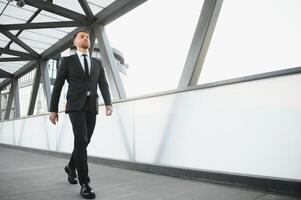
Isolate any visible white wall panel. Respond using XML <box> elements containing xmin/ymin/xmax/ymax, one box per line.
<box><xmin>18</xmin><ymin>116</ymin><xmax>48</xmax><ymax>149</ymax></box>
<box><xmin>135</xmin><ymin>74</ymin><xmax>301</xmax><ymax>180</ymax></box>
<box><xmin>134</xmin><ymin>95</ymin><xmax>178</xmax><ymax>163</ymax></box>
<box><xmin>0</xmin><ymin>120</ymin><xmax>14</xmax><ymax>145</ymax></box>
<box><xmin>0</xmin><ymin>74</ymin><xmax>300</xmax><ymax>180</ymax></box>
<box><xmin>44</xmin><ymin>115</ymin><xmax>57</xmax><ymax>151</ymax></box>
<box><xmin>55</xmin><ymin>113</ymin><xmax>73</xmax><ymax>153</ymax></box>
<box><xmin>13</xmin><ymin>118</ymin><xmax>25</xmax><ymax>145</ymax></box>
<box><xmin>89</xmin><ymin>103</ymin><xmax>134</xmax><ymax>160</ymax></box>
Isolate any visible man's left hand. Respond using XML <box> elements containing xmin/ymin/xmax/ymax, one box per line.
<box><xmin>105</xmin><ymin>105</ymin><xmax>113</xmax><ymax>116</ymax></box>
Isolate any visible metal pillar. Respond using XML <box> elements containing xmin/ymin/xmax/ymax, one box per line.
<box><xmin>0</xmin><ymin>89</ymin><xmax>2</xmax><ymax>121</ymax></box>
<box><xmin>28</xmin><ymin>66</ymin><xmax>41</xmax><ymax>115</ymax></box>
<box><xmin>178</xmin><ymin>0</ymin><xmax>223</xmax><ymax>88</ymax></box>
<box><xmin>88</xmin><ymin>28</ymin><xmax>96</xmax><ymax>55</ymax></box>
<box><xmin>93</xmin><ymin>25</ymin><xmax>126</xmax><ymax>99</ymax></box>
<box><xmin>40</xmin><ymin>61</ymin><xmax>51</xmax><ymax>111</ymax></box>
<box><xmin>155</xmin><ymin>0</ymin><xmax>224</xmax><ymax>163</ymax></box>
<box><xmin>12</xmin><ymin>79</ymin><xmax>20</xmax><ymax>118</ymax></box>
<box><xmin>4</xmin><ymin>83</ymin><xmax>14</xmax><ymax>120</ymax></box>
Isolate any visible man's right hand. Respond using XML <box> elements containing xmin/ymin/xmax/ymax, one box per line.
<box><xmin>49</xmin><ymin>112</ymin><xmax>59</xmax><ymax>125</ymax></box>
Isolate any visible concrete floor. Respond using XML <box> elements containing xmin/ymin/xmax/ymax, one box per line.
<box><xmin>0</xmin><ymin>146</ymin><xmax>299</xmax><ymax>200</ymax></box>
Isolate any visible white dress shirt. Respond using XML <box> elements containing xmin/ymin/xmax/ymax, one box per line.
<box><xmin>76</xmin><ymin>51</ymin><xmax>91</xmax><ymax>75</ymax></box>
<box><xmin>76</xmin><ymin>51</ymin><xmax>92</xmax><ymax>96</ymax></box>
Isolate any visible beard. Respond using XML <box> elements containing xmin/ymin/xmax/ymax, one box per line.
<box><xmin>80</xmin><ymin>43</ymin><xmax>90</xmax><ymax>49</ymax></box>
<box><xmin>75</xmin><ymin>40</ymin><xmax>90</xmax><ymax>50</ymax></box>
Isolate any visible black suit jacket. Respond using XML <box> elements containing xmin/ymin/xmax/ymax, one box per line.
<box><xmin>49</xmin><ymin>54</ymin><xmax>112</xmax><ymax>114</ymax></box>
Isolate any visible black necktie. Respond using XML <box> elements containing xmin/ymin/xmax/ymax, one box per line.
<box><xmin>82</xmin><ymin>54</ymin><xmax>89</xmax><ymax>79</ymax></box>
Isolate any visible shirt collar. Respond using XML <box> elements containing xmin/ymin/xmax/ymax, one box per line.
<box><xmin>77</xmin><ymin>50</ymin><xmax>90</xmax><ymax>57</ymax></box>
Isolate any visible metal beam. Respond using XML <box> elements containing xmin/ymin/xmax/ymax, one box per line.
<box><xmin>178</xmin><ymin>0</ymin><xmax>223</xmax><ymax>88</ymax></box>
<box><xmin>94</xmin><ymin>25</ymin><xmax>126</xmax><ymax>99</ymax></box>
<box><xmin>0</xmin><ymin>57</ymin><xmax>36</xmax><ymax>62</ymax></box>
<box><xmin>78</xmin><ymin>0</ymin><xmax>94</xmax><ymax>22</ymax></box>
<box><xmin>0</xmin><ymin>48</ymin><xmax>36</xmax><ymax>59</ymax></box>
<box><xmin>40</xmin><ymin>61</ymin><xmax>51</xmax><ymax>110</ymax></box>
<box><xmin>27</xmin><ymin>66</ymin><xmax>41</xmax><ymax>116</ymax></box>
<box><xmin>0</xmin><ymin>0</ymin><xmax>149</xmax><ymax>89</ymax></box>
<box><xmin>88</xmin><ymin>28</ymin><xmax>96</xmax><ymax>55</ymax></box>
<box><xmin>1</xmin><ymin>30</ymin><xmax>40</xmax><ymax>58</ymax></box>
<box><xmin>0</xmin><ymin>69</ymin><xmax>13</xmax><ymax>78</ymax></box>
<box><xmin>12</xmin><ymin>79</ymin><xmax>20</xmax><ymax>118</ymax></box>
<box><xmin>157</xmin><ymin>0</ymin><xmax>223</xmax><ymax>162</ymax></box>
<box><xmin>95</xmin><ymin>0</ymin><xmax>148</xmax><ymax>25</ymax></box>
<box><xmin>11</xmin><ymin>61</ymin><xmax>39</xmax><ymax>81</ymax></box>
<box><xmin>24</xmin><ymin>0</ymin><xmax>88</xmax><ymax>22</ymax></box>
<box><xmin>0</xmin><ymin>9</ymin><xmax>41</xmax><ymax>56</ymax></box>
<box><xmin>41</xmin><ymin>31</ymin><xmax>76</xmax><ymax>60</ymax></box>
<box><xmin>0</xmin><ymin>28</ymin><xmax>73</xmax><ymax>87</ymax></box>
<box><xmin>4</xmin><ymin>83</ymin><xmax>14</xmax><ymax>120</ymax></box>
<box><xmin>0</xmin><ymin>21</ymin><xmax>87</xmax><ymax>31</ymax></box>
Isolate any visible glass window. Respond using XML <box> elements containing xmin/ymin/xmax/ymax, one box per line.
<box><xmin>198</xmin><ymin>0</ymin><xmax>301</xmax><ymax>84</ymax></box>
<box><xmin>106</xmin><ymin>0</ymin><xmax>203</xmax><ymax>97</ymax></box>
<box><xmin>18</xmin><ymin>70</ymin><xmax>34</xmax><ymax>117</ymax></box>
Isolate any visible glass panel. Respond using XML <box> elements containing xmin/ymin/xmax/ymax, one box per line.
<box><xmin>32</xmin><ymin>10</ymin><xmax>70</xmax><ymax>23</ymax></box>
<box><xmin>87</xmin><ymin>3</ymin><xmax>103</xmax><ymax>15</ymax></box>
<box><xmin>106</xmin><ymin>0</ymin><xmax>203</xmax><ymax>97</ymax></box>
<box><xmin>0</xmin><ymin>54</ymin><xmax>17</xmax><ymax>58</ymax></box>
<box><xmin>57</xmin><ymin>83</ymin><xmax>68</xmax><ymax>112</ymax></box>
<box><xmin>86</xmin><ymin>0</ymin><xmax>116</xmax><ymax>15</ymax></box>
<box><xmin>18</xmin><ymin>30</ymin><xmax>59</xmax><ymax>45</ymax></box>
<box><xmin>52</xmin><ymin>0</ymin><xmax>85</xmax><ymax>15</ymax></box>
<box><xmin>1</xmin><ymin>3</ymin><xmax>35</xmax><ymax>23</ymax></box>
<box><xmin>0</xmin><ymin>14</ymin><xmax>24</xmax><ymax>24</ymax></box>
<box><xmin>15</xmin><ymin>37</ymin><xmax>49</xmax><ymax>53</ymax></box>
<box><xmin>0</xmin><ymin>33</ymin><xmax>10</xmax><ymax>42</ymax></box>
<box><xmin>33</xmin><ymin>83</ymin><xmax>48</xmax><ymax>115</ymax></box>
<box><xmin>0</xmin><ymin>61</ymin><xmax>25</xmax><ymax>67</ymax></box>
<box><xmin>198</xmin><ymin>0</ymin><xmax>301</xmax><ymax>84</ymax></box>
<box><xmin>0</xmin><ymin>66</ymin><xmax>20</xmax><ymax>73</ymax></box>
<box><xmin>0</xmin><ymin>0</ymin><xmax>6</xmax><ymax>11</ymax></box>
<box><xmin>55</xmin><ymin>27</ymin><xmax>77</xmax><ymax>33</ymax></box>
<box><xmin>10</xmin><ymin>30</ymin><xmax>19</xmax><ymax>35</ymax></box>
<box><xmin>48</xmin><ymin>59</ymin><xmax>58</xmax><ymax>79</ymax></box>
<box><xmin>88</xmin><ymin>0</ymin><xmax>115</xmax><ymax>8</ymax></box>
<box><xmin>0</xmin><ymin>84</ymin><xmax>8</xmax><ymax>120</ymax></box>
<box><xmin>0</xmin><ymin>61</ymin><xmax>28</xmax><ymax>73</ymax></box>
<box><xmin>88</xmin><ymin>102</ymin><xmax>134</xmax><ymax>160</ymax></box>
<box><xmin>0</xmin><ymin>40</ymin><xmax>8</xmax><ymax>48</ymax></box>
<box><xmin>28</xmin><ymin>29</ymin><xmax>63</xmax><ymax>40</ymax></box>
<box><xmin>9</xmin><ymin>1</ymin><xmax>37</xmax><ymax>12</ymax></box>
<box><xmin>24</xmin><ymin>28</ymin><xmax>68</xmax><ymax>40</ymax></box>
<box><xmin>134</xmin><ymin>74</ymin><xmax>301</xmax><ymax>179</ymax></box>
<box><xmin>8</xmin><ymin>42</ymin><xmax>29</xmax><ymax>53</ymax></box>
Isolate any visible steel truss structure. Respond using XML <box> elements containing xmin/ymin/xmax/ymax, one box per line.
<box><xmin>0</xmin><ymin>0</ymin><xmax>223</xmax><ymax>120</ymax></box>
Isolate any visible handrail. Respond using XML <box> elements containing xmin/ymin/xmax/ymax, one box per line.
<box><xmin>1</xmin><ymin>65</ymin><xmax>301</xmax><ymax>122</ymax></box>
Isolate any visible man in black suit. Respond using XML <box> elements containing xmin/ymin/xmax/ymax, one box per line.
<box><xmin>49</xmin><ymin>30</ymin><xmax>113</xmax><ymax>199</ymax></box>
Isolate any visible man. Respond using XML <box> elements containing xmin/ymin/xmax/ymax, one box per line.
<box><xmin>49</xmin><ymin>30</ymin><xmax>113</xmax><ymax>199</ymax></box>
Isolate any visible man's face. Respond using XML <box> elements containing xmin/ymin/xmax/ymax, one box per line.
<box><xmin>74</xmin><ymin>32</ymin><xmax>90</xmax><ymax>50</ymax></box>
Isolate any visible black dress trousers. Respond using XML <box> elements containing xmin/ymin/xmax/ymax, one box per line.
<box><xmin>68</xmin><ymin>96</ymin><xmax>96</xmax><ymax>185</ymax></box>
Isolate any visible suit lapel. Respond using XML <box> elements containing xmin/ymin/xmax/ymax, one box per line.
<box><xmin>90</xmin><ymin>57</ymin><xmax>96</xmax><ymax>77</ymax></box>
<box><xmin>73</xmin><ymin>54</ymin><xmax>86</xmax><ymax>77</ymax></box>
<box><xmin>73</xmin><ymin>54</ymin><xmax>96</xmax><ymax>79</ymax></box>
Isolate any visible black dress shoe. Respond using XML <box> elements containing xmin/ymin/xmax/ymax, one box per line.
<box><xmin>64</xmin><ymin>165</ymin><xmax>78</xmax><ymax>184</ymax></box>
<box><xmin>80</xmin><ymin>183</ymin><xmax>96</xmax><ymax>199</ymax></box>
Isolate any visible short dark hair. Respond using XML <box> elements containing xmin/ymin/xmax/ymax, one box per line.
<box><xmin>72</xmin><ymin>30</ymin><xmax>89</xmax><ymax>42</ymax></box>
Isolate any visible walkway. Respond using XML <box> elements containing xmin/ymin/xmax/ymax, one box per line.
<box><xmin>0</xmin><ymin>146</ymin><xmax>299</xmax><ymax>200</ymax></box>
